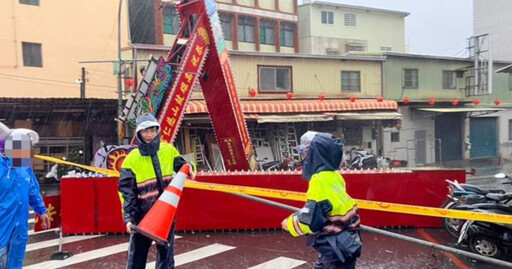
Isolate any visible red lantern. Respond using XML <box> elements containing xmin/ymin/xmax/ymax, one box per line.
<box><xmin>494</xmin><ymin>99</ymin><xmax>501</xmax><ymax>106</ymax></box>
<box><xmin>350</xmin><ymin>96</ymin><xmax>356</xmax><ymax>102</ymax></box>
<box><xmin>125</xmin><ymin>78</ymin><xmax>134</xmax><ymax>87</ymax></box>
<box><xmin>428</xmin><ymin>98</ymin><xmax>436</xmax><ymax>105</ymax></box>
<box><xmin>286</xmin><ymin>92</ymin><xmax>293</xmax><ymax>100</ymax></box>
<box><xmin>451</xmin><ymin>99</ymin><xmax>459</xmax><ymax>106</ymax></box>
<box><xmin>249</xmin><ymin>88</ymin><xmax>257</xmax><ymax>97</ymax></box>
<box><xmin>377</xmin><ymin>96</ymin><xmax>383</xmax><ymax>102</ymax></box>
<box><xmin>318</xmin><ymin>93</ymin><xmax>325</xmax><ymax>101</ymax></box>
<box><xmin>474</xmin><ymin>99</ymin><xmax>480</xmax><ymax>106</ymax></box>
<box><xmin>403</xmin><ymin>97</ymin><xmax>410</xmax><ymax>105</ymax></box>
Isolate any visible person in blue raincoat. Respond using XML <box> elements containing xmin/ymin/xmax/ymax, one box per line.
<box><xmin>282</xmin><ymin>131</ymin><xmax>362</xmax><ymax>269</ymax></box>
<box><xmin>0</xmin><ymin>123</ymin><xmax>50</xmax><ymax>269</ymax></box>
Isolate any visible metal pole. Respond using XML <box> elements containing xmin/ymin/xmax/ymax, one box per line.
<box><xmin>229</xmin><ymin>192</ymin><xmax>512</xmax><ymax>268</ymax></box>
<box><xmin>80</xmin><ymin>67</ymin><xmax>86</xmax><ymax>99</ymax></box>
<box><xmin>117</xmin><ymin>0</ymin><xmax>124</xmax><ymax>145</ymax></box>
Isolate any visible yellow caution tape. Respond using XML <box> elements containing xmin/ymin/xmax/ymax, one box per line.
<box><xmin>35</xmin><ymin>154</ymin><xmax>512</xmax><ymax>224</ymax></box>
<box><xmin>34</xmin><ymin>155</ymin><xmax>120</xmax><ymax>177</ymax></box>
<box><xmin>184</xmin><ymin>180</ymin><xmax>306</xmax><ymax>202</ymax></box>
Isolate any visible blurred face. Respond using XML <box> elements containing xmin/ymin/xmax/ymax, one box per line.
<box><xmin>5</xmin><ymin>133</ymin><xmax>32</xmax><ymax>167</ymax></box>
<box><xmin>140</xmin><ymin>127</ymin><xmax>158</xmax><ymax>143</ymax></box>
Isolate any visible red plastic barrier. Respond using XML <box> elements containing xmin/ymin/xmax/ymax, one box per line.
<box><xmin>60</xmin><ymin>178</ymin><xmax>125</xmax><ymax>234</ymax></box>
<box><xmin>60</xmin><ymin>169</ymin><xmax>465</xmax><ymax>234</ymax></box>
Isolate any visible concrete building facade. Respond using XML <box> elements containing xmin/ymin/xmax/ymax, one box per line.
<box><xmin>298</xmin><ymin>1</ymin><xmax>408</xmax><ymax>55</ymax></box>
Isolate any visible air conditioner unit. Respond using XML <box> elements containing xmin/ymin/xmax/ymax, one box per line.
<box><xmin>326</xmin><ymin>48</ymin><xmax>341</xmax><ymax>55</ymax></box>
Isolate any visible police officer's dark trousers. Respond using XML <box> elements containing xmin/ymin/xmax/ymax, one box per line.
<box><xmin>126</xmin><ymin>223</ymin><xmax>176</xmax><ymax>269</ymax></box>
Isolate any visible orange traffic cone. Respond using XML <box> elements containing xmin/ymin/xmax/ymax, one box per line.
<box><xmin>131</xmin><ymin>163</ymin><xmax>191</xmax><ymax>245</ymax></box>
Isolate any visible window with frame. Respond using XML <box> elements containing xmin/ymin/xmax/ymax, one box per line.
<box><xmin>163</xmin><ymin>6</ymin><xmax>180</xmax><ymax>34</ymax></box>
<box><xmin>391</xmin><ymin>132</ymin><xmax>400</xmax><ymax>142</ymax></box>
<box><xmin>346</xmin><ymin>43</ymin><xmax>365</xmax><ymax>52</ymax></box>
<box><xmin>259</xmin><ymin>19</ymin><xmax>275</xmax><ymax>45</ymax></box>
<box><xmin>442</xmin><ymin>70</ymin><xmax>456</xmax><ymax>89</ymax></box>
<box><xmin>22</xmin><ymin>42</ymin><xmax>42</xmax><ymax>67</ymax></box>
<box><xmin>219</xmin><ymin>13</ymin><xmax>233</xmax><ymax>40</ymax></box>
<box><xmin>403</xmin><ymin>69</ymin><xmax>419</xmax><ymax>89</ymax></box>
<box><xmin>342</xmin><ymin>127</ymin><xmax>362</xmax><ymax>146</ymax></box>
<box><xmin>20</xmin><ymin>0</ymin><xmax>39</xmax><ymax>6</ymax></box>
<box><xmin>280</xmin><ymin>22</ymin><xmax>294</xmax><ymax>47</ymax></box>
<box><xmin>344</xmin><ymin>13</ymin><xmax>356</xmax><ymax>26</ymax></box>
<box><xmin>509</xmin><ymin>73</ymin><xmax>512</xmax><ymax>91</ymax></box>
<box><xmin>341</xmin><ymin>71</ymin><xmax>361</xmax><ymax>92</ymax></box>
<box><xmin>258</xmin><ymin>66</ymin><xmax>291</xmax><ymax>92</ymax></box>
<box><xmin>509</xmin><ymin>120</ymin><xmax>512</xmax><ymax>141</ymax></box>
<box><xmin>238</xmin><ymin>16</ymin><xmax>255</xmax><ymax>43</ymax></box>
<box><xmin>321</xmin><ymin>11</ymin><xmax>334</xmax><ymax>24</ymax></box>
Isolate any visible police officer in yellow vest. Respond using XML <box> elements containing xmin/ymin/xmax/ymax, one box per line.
<box><xmin>119</xmin><ymin>113</ymin><xmax>194</xmax><ymax>269</ymax></box>
<box><xmin>282</xmin><ymin>131</ymin><xmax>362</xmax><ymax>269</ymax></box>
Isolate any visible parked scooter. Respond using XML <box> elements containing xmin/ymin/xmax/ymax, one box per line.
<box><xmin>441</xmin><ymin>175</ymin><xmax>511</xmax><ymax>238</ymax></box>
<box><xmin>347</xmin><ymin>148</ymin><xmax>377</xmax><ymax>170</ymax></box>
<box><xmin>457</xmin><ymin>191</ymin><xmax>512</xmax><ymax>259</ymax></box>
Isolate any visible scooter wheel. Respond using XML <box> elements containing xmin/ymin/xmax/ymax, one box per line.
<box><xmin>469</xmin><ymin>235</ymin><xmax>502</xmax><ymax>258</ymax></box>
<box><xmin>441</xmin><ymin>202</ymin><xmax>461</xmax><ymax>238</ymax></box>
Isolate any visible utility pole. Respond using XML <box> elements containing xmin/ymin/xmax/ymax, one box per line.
<box><xmin>80</xmin><ymin>67</ymin><xmax>86</xmax><ymax>99</ymax></box>
<box><xmin>117</xmin><ymin>0</ymin><xmax>124</xmax><ymax>145</ymax></box>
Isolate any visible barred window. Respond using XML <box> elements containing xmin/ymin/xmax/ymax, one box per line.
<box><xmin>403</xmin><ymin>69</ymin><xmax>419</xmax><ymax>89</ymax></box>
<box><xmin>344</xmin><ymin>13</ymin><xmax>356</xmax><ymax>26</ymax></box>
<box><xmin>341</xmin><ymin>71</ymin><xmax>361</xmax><ymax>92</ymax></box>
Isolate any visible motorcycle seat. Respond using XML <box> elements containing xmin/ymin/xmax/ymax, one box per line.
<box><xmin>486</xmin><ymin>193</ymin><xmax>512</xmax><ymax>203</ymax></box>
<box><xmin>458</xmin><ymin>202</ymin><xmax>512</xmax><ymax>214</ymax></box>
<box><xmin>460</xmin><ymin>184</ymin><xmax>506</xmax><ymax>195</ymax></box>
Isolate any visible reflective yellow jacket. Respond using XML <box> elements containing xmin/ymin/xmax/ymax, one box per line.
<box><xmin>118</xmin><ymin>142</ymin><xmax>188</xmax><ymax>224</ymax></box>
<box><xmin>286</xmin><ymin>171</ymin><xmax>360</xmax><ymax>237</ymax></box>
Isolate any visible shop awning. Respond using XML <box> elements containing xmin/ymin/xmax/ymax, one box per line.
<box><xmin>246</xmin><ymin>114</ymin><xmax>334</xmax><ymax>123</ymax></box>
<box><xmin>185</xmin><ymin>99</ymin><xmax>398</xmax><ymax>114</ymax></box>
<box><xmin>334</xmin><ymin>111</ymin><xmax>402</xmax><ymax>120</ymax></box>
<box><xmin>415</xmin><ymin>107</ymin><xmax>505</xmax><ymax>113</ymax></box>
<box><xmin>496</xmin><ymin>64</ymin><xmax>512</xmax><ymax>73</ymax></box>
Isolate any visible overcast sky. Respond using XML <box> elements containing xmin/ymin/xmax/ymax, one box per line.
<box><xmin>300</xmin><ymin>0</ymin><xmax>474</xmax><ymax>57</ymax></box>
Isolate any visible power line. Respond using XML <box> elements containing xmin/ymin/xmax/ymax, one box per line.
<box><xmin>0</xmin><ymin>76</ymin><xmax>115</xmax><ymax>93</ymax></box>
<box><xmin>0</xmin><ymin>73</ymin><xmax>76</xmax><ymax>85</ymax></box>
<box><xmin>0</xmin><ymin>73</ymin><xmax>116</xmax><ymax>89</ymax></box>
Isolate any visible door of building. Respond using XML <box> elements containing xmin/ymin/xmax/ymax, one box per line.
<box><xmin>470</xmin><ymin>117</ymin><xmax>497</xmax><ymax>158</ymax></box>
<box><xmin>414</xmin><ymin>130</ymin><xmax>427</xmax><ymax>165</ymax></box>
<box><xmin>435</xmin><ymin>114</ymin><xmax>462</xmax><ymax>162</ymax></box>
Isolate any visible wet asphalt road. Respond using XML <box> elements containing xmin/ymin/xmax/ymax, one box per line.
<box><xmin>24</xmin><ymin>221</ymin><xmax>510</xmax><ymax>268</ymax></box>
<box><xmin>28</xmin><ymin>160</ymin><xmax>512</xmax><ymax>268</ymax></box>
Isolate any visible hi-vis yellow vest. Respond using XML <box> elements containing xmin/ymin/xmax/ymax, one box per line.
<box><xmin>120</xmin><ymin>143</ymin><xmax>180</xmax><ymax>201</ymax></box>
<box><xmin>286</xmin><ymin>171</ymin><xmax>360</xmax><ymax>237</ymax></box>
